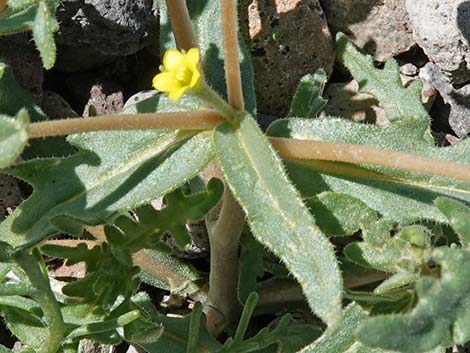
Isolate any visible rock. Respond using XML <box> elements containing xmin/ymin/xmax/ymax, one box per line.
<box><xmin>41</xmin><ymin>91</ymin><xmax>79</xmax><ymax>120</ymax></box>
<box><xmin>55</xmin><ymin>0</ymin><xmax>158</xmax><ymax>72</ymax></box>
<box><xmin>0</xmin><ymin>174</ymin><xmax>22</xmax><ymax>221</ymax></box>
<box><xmin>420</xmin><ymin>62</ymin><xmax>470</xmax><ymax>138</ymax></box>
<box><xmin>240</xmin><ymin>0</ymin><xmax>335</xmax><ymax>116</ymax></box>
<box><xmin>78</xmin><ymin>340</ymin><xmax>114</xmax><ymax>353</ymax></box>
<box><xmin>406</xmin><ymin>0</ymin><xmax>470</xmax><ymax>85</ymax></box>
<box><xmin>320</xmin><ymin>0</ymin><xmax>415</xmax><ymax>62</ymax></box>
<box><xmin>0</xmin><ymin>34</ymin><xmax>43</xmax><ymax>103</ymax></box>
<box><xmin>400</xmin><ymin>63</ymin><xmax>418</xmax><ymax>76</ymax></box>
<box><xmin>66</xmin><ymin>74</ymin><xmax>124</xmax><ymax>116</ymax></box>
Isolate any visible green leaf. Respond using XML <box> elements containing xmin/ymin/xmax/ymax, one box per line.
<box><xmin>0</xmin><ymin>1</ymin><xmax>60</xmax><ymax>69</ymax></box>
<box><xmin>0</xmin><ymin>4</ymin><xmax>36</xmax><ymax>35</ymax></box>
<box><xmin>213</xmin><ymin>114</ymin><xmax>342</xmax><ymax>326</ymax></box>
<box><xmin>288</xmin><ymin>70</ymin><xmax>328</xmax><ymax>119</ymax></box>
<box><xmin>131</xmin><ymin>292</ymin><xmax>222</xmax><ymax>353</ymax></box>
<box><xmin>1</xmin><ymin>128</ymin><xmax>213</xmax><ymax>249</ymax></box>
<box><xmin>268</xmin><ymin>115</ymin><xmax>470</xmax><ymax>223</ymax></box>
<box><xmin>336</xmin><ymin>33</ymin><xmax>428</xmax><ymax>122</ymax></box>
<box><xmin>0</xmin><ymin>61</ymin><xmax>75</xmax><ymax>159</ymax></box>
<box><xmin>138</xmin><ymin>249</ymin><xmax>203</xmax><ymax>297</ymax></box>
<box><xmin>0</xmin><ymin>109</ymin><xmax>29</xmax><ymax>168</ymax></box>
<box><xmin>358</xmin><ymin>247</ymin><xmax>470</xmax><ymax>352</ymax></box>
<box><xmin>299</xmin><ymin>303</ymin><xmax>444</xmax><ymax>353</ymax></box>
<box><xmin>435</xmin><ymin>197</ymin><xmax>470</xmax><ymax>248</ymax></box>
<box><xmin>158</xmin><ymin>0</ymin><xmax>257</xmax><ymax>115</ymax></box>
<box><xmin>345</xmin><ymin>221</ymin><xmax>432</xmax><ymax>274</ymax></box>
<box><xmin>298</xmin><ymin>303</ymin><xmax>367</xmax><ymax>353</ymax></box>
<box><xmin>306</xmin><ymin>192</ymin><xmax>377</xmax><ymax>236</ymax></box>
<box><xmin>0</xmin><ymin>62</ymin><xmax>45</xmax><ymax>121</ymax></box>
<box><xmin>32</xmin><ymin>1</ymin><xmax>59</xmax><ymax>70</ymax></box>
<box><xmin>267</xmin><ymin>35</ymin><xmax>470</xmax><ymax>224</ymax></box>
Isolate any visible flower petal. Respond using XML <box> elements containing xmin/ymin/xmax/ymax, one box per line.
<box><xmin>168</xmin><ymin>87</ymin><xmax>187</xmax><ymax>101</ymax></box>
<box><xmin>153</xmin><ymin>72</ymin><xmax>180</xmax><ymax>92</ymax></box>
<box><xmin>163</xmin><ymin>49</ymin><xmax>185</xmax><ymax>72</ymax></box>
<box><xmin>185</xmin><ymin>48</ymin><xmax>200</xmax><ymax>66</ymax></box>
<box><xmin>189</xmin><ymin>67</ymin><xmax>201</xmax><ymax>88</ymax></box>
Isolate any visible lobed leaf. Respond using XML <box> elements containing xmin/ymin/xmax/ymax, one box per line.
<box><xmin>336</xmin><ymin>33</ymin><xmax>428</xmax><ymax>122</ymax></box>
<box><xmin>0</xmin><ymin>94</ymin><xmax>215</xmax><ymax>249</ymax></box>
<box><xmin>358</xmin><ymin>247</ymin><xmax>470</xmax><ymax>352</ymax></box>
<box><xmin>213</xmin><ymin>114</ymin><xmax>343</xmax><ymax>326</ymax></box>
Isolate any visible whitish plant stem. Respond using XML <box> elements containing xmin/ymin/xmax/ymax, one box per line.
<box><xmin>27</xmin><ymin>115</ymin><xmax>470</xmax><ymax>182</ymax></box>
<box><xmin>204</xmin><ymin>0</ymin><xmax>246</xmax><ymax>336</ymax></box>
<box><xmin>165</xmin><ymin>0</ymin><xmax>196</xmax><ymax>50</ymax></box>
<box><xmin>28</xmin><ymin>110</ymin><xmax>223</xmax><ymax>138</ymax></box>
<box><xmin>221</xmin><ymin>0</ymin><xmax>244</xmax><ymax>110</ymax></box>
<box><xmin>206</xmin><ymin>190</ymin><xmax>245</xmax><ymax>335</ymax></box>
<box><xmin>14</xmin><ymin>250</ymin><xmax>64</xmax><ymax>353</ymax></box>
<box><xmin>271</xmin><ymin>137</ymin><xmax>470</xmax><ymax>182</ymax></box>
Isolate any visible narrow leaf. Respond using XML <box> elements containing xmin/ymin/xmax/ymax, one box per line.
<box><xmin>213</xmin><ymin>114</ymin><xmax>342</xmax><ymax>326</ymax></box>
<box><xmin>32</xmin><ymin>1</ymin><xmax>59</xmax><ymax>69</ymax></box>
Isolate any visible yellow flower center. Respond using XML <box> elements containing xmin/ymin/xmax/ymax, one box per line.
<box><xmin>175</xmin><ymin>67</ymin><xmax>193</xmax><ymax>86</ymax></box>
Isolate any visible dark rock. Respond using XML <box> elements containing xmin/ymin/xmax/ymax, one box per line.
<box><xmin>41</xmin><ymin>91</ymin><xmax>79</xmax><ymax>120</ymax></box>
<box><xmin>0</xmin><ymin>34</ymin><xmax>44</xmax><ymax>103</ymax></box>
<box><xmin>240</xmin><ymin>0</ymin><xmax>335</xmax><ymax>117</ymax></box>
<box><xmin>55</xmin><ymin>0</ymin><xmax>158</xmax><ymax>72</ymax></box>
<box><xmin>0</xmin><ymin>174</ymin><xmax>22</xmax><ymax>221</ymax></box>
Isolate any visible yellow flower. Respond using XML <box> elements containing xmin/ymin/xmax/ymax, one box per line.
<box><xmin>152</xmin><ymin>48</ymin><xmax>201</xmax><ymax>101</ymax></box>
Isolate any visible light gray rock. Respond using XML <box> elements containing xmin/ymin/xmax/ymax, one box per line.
<box><xmin>240</xmin><ymin>0</ymin><xmax>335</xmax><ymax>116</ymax></box>
<box><xmin>406</xmin><ymin>0</ymin><xmax>470</xmax><ymax>85</ymax></box>
<box><xmin>55</xmin><ymin>0</ymin><xmax>158</xmax><ymax>72</ymax></box>
<box><xmin>420</xmin><ymin>63</ymin><xmax>470</xmax><ymax>138</ymax></box>
<box><xmin>320</xmin><ymin>0</ymin><xmax>415</xmax><ymax>62</ymax></box>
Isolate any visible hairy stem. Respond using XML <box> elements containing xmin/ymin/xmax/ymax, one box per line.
<box><xmin>14</xmin><ymin>250</ymin><xmax>64</xmax><ymax>353</ymax></box>
<box><xmin>26</xmin><ymin>114</ymin><xmax>470</xmax><ymax>182</ymax></box>
<box><xmin>204</xmin><ymin>0</ymin><xmax>246</xmax><ymax>335</ymax></box>
<box><xmin>271</xmin><ymin>137</ymin><xmax>470</xmax><ymax>182</ymax></box>
<box><xmin>28</xmin><ymin>110</ymin><xmax>223</xmax><ymax>138</ymax></box>
<box><xmin>165</xmin><ymin>0</ymin><xmax>196</xmax><ymax>50</ymax></box>
<box><xmin>221</xmin><ymin>0</ymin><xmax>244</xmax><ymax>110</ymax></box>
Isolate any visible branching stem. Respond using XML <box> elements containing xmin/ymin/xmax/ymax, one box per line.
<box><xmin>204</xmin><ymin>0</ymin><xmax>246</xmax><ymax>335</ymax></box>
<box><xmin>14</xmin><ymin>250</ymin><xmax>64</xmax><ymax>353</ymax></box>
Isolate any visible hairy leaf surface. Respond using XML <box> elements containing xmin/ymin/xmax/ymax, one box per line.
<box><xmin>213</xmin><ymin>114</ymin><xmax>342</xmax><ymax>326</ymax></box>
<box><xmin>288</xmin><ymin>70</ymin><xmax>327</xmax><ymax>119</ymax></box>
<box><xmin>0</xmin><ymin>110</ymin><xmax>28</xmax><ymax>168</ymax></box>
<box><xmin>300</xmin><ymin>303</ymin><xmax>444</xmax><ymax>353</ymax></box>
<box><xmin>267</xmin><ymin>36</ymin><xmax>470</xmax><ymax>223</ymax></box>
<box><xmin>0</xmin><ymin>96</ymin><xmax>215</xmax><ymax>249</ymax></box>
<box><xmin>358</xmin><ymin>247</ymin><xmax>470</xmax><ymax>352</ymax></box>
